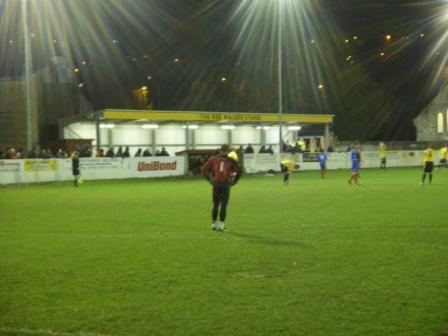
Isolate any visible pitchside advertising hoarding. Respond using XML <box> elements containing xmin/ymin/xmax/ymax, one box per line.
<box><xmin>327</xmin><ymin>152</ymin><xmax>345</xmax><ymax>162</ymax></box>
<box><xmin>400</xmin><ymin>151</ymin><xmax>420</xmax><ymax>164</ymax></box>
<box><xmin>302</xmin><ymin>153</ymin><xmax>319</xmax><ymax>162</ymax></box>
<box><xmin>63</xmin><ymin>157</ymin><xmax>124</xmax><ymax>171</ymax></box>
<box><xmin>62</xmin><ymin>157</ymin><xmax>183</xmax><ymax>176</ymax></box>
<box><xmin>24</xmin><ymin>159</ymin><xmax>58</xmax><ymax>172</ymax></box>
<box><xmin>61</xmin><ymin>157</ymin><xmax>184</xmax><ymax>178</ymax></box>
<box><xmin>0</xmin><ymin>151</ymin><xmax>430</xmax><ymax>185</ymax></box>
<box><xmin>0</xmin><ymin>157</ymin><xmax>185</xmax><ymax>184</ymax></box>
<box><xmin>73</xmin><ymin>157</ymin><xmax>185</xmax><ymax>178</ymax></box>
<box><xmin>243</xmin><ymin>153</ymin><xmax>280</xmax><ymax>173</ymax></box>
<box><xmin>0</xmin><ymin>160</ymin><xmax>21</xmax><ymax>172</ymax></box>
<box><xmin>130</xmin><ymin>157</ymin><xmax>184</xmax><ymax>177</ymax></box>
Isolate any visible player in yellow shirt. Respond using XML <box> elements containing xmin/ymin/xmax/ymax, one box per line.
<box><xmin>280</xmin><ymin>159</ymin><xmax>299</xmax><ymax>185</ymax></box>
<box><xmin>228</xmin><ymin>149</ymin><xmax>239</xmax><ymax>163</ymax></box>
<box><xmin>379</xmin><ymin>142</ymin><xmax>387</xmax><ymax>171</ymax></box>
<box><xmin>439</xmin><ymin>145</ymin><xmax>447</xmax><ymax>168</ymax></box>
<box><xmin>420</xmin><ymin>144</ymin><xmax>434</xmax><ymax>185</ymax></box>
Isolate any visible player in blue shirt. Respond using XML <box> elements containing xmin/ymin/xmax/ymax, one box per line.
<box><xmin>317</xmin><ymin>149</ymin><xmax>328</xmax><ymax>178</ymax></box>
<box><xmin>348</xmin><ymin>145</ymin><xmax>361</xmax><ymax>185</ymax></box>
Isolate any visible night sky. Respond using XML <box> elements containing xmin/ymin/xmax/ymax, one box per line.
<box><xmin>0</xmin><ymin>0</ymin><xmax>447</xmax><ymax>141</ymax></box>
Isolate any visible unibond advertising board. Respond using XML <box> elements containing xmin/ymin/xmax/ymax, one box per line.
<box><xmin>130</xmin><ymin>157</ymin><xmax>184</xmax><ymax>177</ymax></box>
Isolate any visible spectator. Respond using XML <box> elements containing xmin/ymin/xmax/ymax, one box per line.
<box><xmin>105</xmin><ymin>148</ymin><xmax>115</xmax><ymax>158</ymax></box>
<box><xmin>266</xmin><ymin>145</ymin><xmax>274</xmax><ymax>154</ymax></box>
<box><xmin>297</xmin><ymin>139</ymin><xmax>306</xmax><ymax>153</ymax></box>
<box><xmin>16</xmin><ymin>148</ymin><xmax>24</xmax><ymax>159</ymax></box>
<box><xmin>135</xmin><ymin>148</ymin><xmax>142</xmax><ymax>157</ymax></box>
<box><xmin>57</xmin><ymin>149</ymin><xmax>68</xmax><ymax>158</ymax></box>
<box><xmin>142</xmin><ymin>148</ymin><xmax>152</xmax><ymax>157</ymax></box>
<box><xmin>160</xmin><ymin>147</ymin><xmax>169</xmax><ymax>156</ymax></box>
<box><xmin>290</xmin><ymin>142</ymin><xmax>299</xmax><ymax>154</ymax></box>
<box><xmin>5</xmin><ymin>148</ymin><xmax>17</xmax><ymax>159</ymax></box>
<box><xmin>259</xmin><ymin>145</ymin><xmax>267</xmax><ymax>154</ymax></box>
<box><xmin>28</xmin><ymin>147</ymin><xmax>38</xmax><ymax>158</ymax></box>
<box><xmin>80</xmin><ymin>146</ymin><xmax>92</xmax><ymax>158</ymax></box>
<box><xmin>244</xmin><ymin>144</ymin><xmax>254</xmax><ymax>154</ymax></box>
<box><xmin>123</xmin><ymin>146</ymin><xmax>130</xmax><ymax>158</ymax></box>
<box><xmin>46</xmin><ymin>148</ymin><xmax>55</xmax><ymax>158</ymax></box>
<box><xmin>41</xmin><ymin>149</ymin><xmax>49</xmax><ymax>159</ymax></box>
<box><xmin>95</xmin><ymin>148</ymin><xmax>104</xmax><ymax>158</ymax></box>
<box><xmin>116</xmin><ymin>146</ymin><xmax>123</xmax><ymax>157</ymax></box>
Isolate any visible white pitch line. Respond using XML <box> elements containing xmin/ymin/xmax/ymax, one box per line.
<box><xmin>0</xmin><ymin>327</ymin><xmax>111</xmax><ymax>336</ymax></box>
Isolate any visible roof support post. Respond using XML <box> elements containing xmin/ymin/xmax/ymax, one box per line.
<box><xmin>324</xmin><ymin>124</ymin><xmax>330</xmax><ymax>151</ymax></box>
<box><xmin>185</xmin><ymin>126</ymin><xmax>190</xmax><ymax>150</ymax></box>
<box><xmin>107</xmin><ymin>128</ymin><xmax>113</xmax><ymax>148</ymax></box>
<box><xmin>151</xmin><ymin>129</ymin><xmax>156</xmax><ymax>154</ymax></box>
<box><xmin>191</xmin><ymin>128</ymin><xmax>196</xmax><ymax>150</ymax></box>
<box><xmin>260</xmin><ymin>128</ymin><xmax>266</xmax><ymax>147</ymax></box>
<box><xmin>58</xmin><ymin>121</ymin><xmax>65</xmax><ymax>140</ymax></box>
<box><xmin>95</xmin><ymin>114</ymin><xmax>101</xmax><ymax>151</ymax></box>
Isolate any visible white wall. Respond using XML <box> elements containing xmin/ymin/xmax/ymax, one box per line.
<box><xmin>156</xmin><ymin>125</ymin><xmax>186</xmax><ymax>145</ymax></box>
<box><xmin>265</xmin><ymin>126</ymin><xmax>280</xmax><ymax>144</ymax></box>
<box><xmin>112</xmin><ymin>125</ymin><xmax>150</xmax><ymax>145</ymax></box>
<box><xmin>232</xmin><ymin>126</ymin><xmax>260</xmax><ymax>145</ymax></box>
<box><xmin>64</xmin><ymin>122</ymin><xmax>96</xmax><ymax>140</ymax></box>
<box><xmin>194</xmin><ymin>126</ymin><xmax>227</xmax><ymax>145</ymax></box>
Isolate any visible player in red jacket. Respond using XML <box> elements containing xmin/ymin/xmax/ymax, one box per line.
<box><xmin>201</xmin><ymin>145</ymin><xmax>242</xmax><ymax>231</ymax></box>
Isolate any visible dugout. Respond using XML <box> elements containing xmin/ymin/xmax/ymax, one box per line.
<box><xmin>175</xmin><ymin>149</ymin><xmax>219</xmax><ymax>175</ymax></box>
<box><xmin>58</xmin><ymin>109</ymin><xmax>334</xmax><ymax>156</ymax></box>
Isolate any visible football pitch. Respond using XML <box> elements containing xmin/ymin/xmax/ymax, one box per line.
<box><xmin>1</xmin><ymin>168</ymin><xmax>447</xmax><ymax>336</ymax></box>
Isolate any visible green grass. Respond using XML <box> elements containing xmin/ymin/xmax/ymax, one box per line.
<box><xmin>1</xmin><ymin>168</ymin><xmax>448</xmax><ymax>336</ymax></box>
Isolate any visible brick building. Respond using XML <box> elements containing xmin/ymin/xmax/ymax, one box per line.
<box><xmin>414</xmin><ymin>86</ymin><xmax>448</xmax><ymax>141</ymax></box>
<box><xmin>0</xmin><ymin>77</ymin><xmax>39</xmax><ymax>151</ymax></box>
<box><xmin>0</xmin><ymin>56</ymin><xmax>92</xmax><ymax>152</ymax></box>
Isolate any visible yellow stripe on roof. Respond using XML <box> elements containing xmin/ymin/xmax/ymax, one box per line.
<box><xmin>102</xmin><ymin>109</ymin><xmax>334</xmax><ymax>124</ymax></box>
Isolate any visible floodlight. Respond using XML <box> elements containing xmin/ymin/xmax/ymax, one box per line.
<box><xmin>221</xmin><ymin>125</ymin><xmax>236</xmax><ymax>130</ymax></box>
<box><xmin>288</xmin><ymin>126</ymin><xmax>302</xmax><ymax>131</ymax></box>
<box><xmin>99</xmin><ymin>123</ymin><xmax>115</xmax><ymax>129</ymax></box>
<box><xmin>141</xmin><ymin>124</ymin><xmax>159</xmax><ymax>129</ymax></box>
